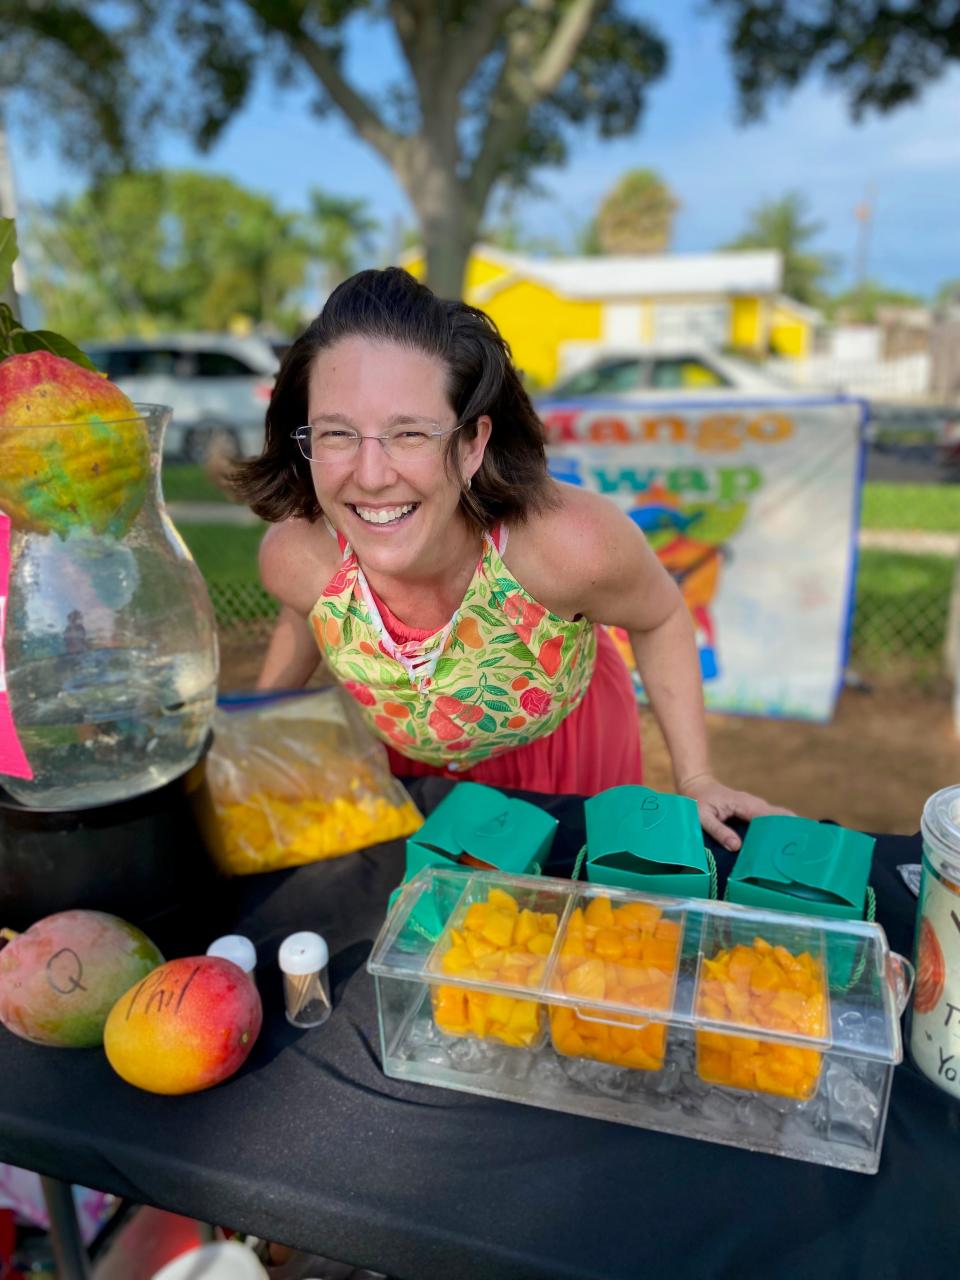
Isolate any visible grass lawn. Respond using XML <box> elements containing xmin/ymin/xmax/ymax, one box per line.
<box><xmin>161</xmin><ymin>463</ymin><xmax>232</xmax><ymax>504</ymax></box>
<box><xmin>178</xmin><ymin>523</ymin><xmax>264</xmax><ymax>580</ymax></box>
<box><xmin>860</xmin><ymin>483</ymin><xmax>960</xmax><ymax>533</ymax></box>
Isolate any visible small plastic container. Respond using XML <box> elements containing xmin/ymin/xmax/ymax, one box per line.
<box><xmin>694</xmin><ymin>915</ymin><xmax>829</xmax><ymax>1100</ymax></box>
<box><xmin>426</xmin><ymin>879</ymin><xmax>567</xmax><ymax>1051</ymax></box>
<box><xmin>206</xmin><ymin>934</ymin><xmax>257</xmax><ymax>977</ymax></box>
<box><xmin>368</xmin><ymin>867</ymin><xmax>915</xmax><ymax>1174</ymax></box>
<box><xmin>548</xmin><ymin>889</ymin><xmax>684</xmax><ymax>1072</ymax></box>
<box><xmin>279</xmin><ymin>931</ymin><xmax>331</xmax><ymax>1029</ymax></box>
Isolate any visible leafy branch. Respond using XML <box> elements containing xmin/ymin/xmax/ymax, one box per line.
<box><xmin>0</xmin><ymin>218</ymin><xmax>97</xmax><ymax>371</ymax></box>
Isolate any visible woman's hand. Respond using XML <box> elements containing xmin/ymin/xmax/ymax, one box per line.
<box><xmin>679</xmin><ymin>773</ymin><xmax>793</xmax><ymax>853</ymax></box>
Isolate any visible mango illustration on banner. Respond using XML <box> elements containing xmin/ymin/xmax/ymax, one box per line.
<box><xmin>595</xmin><ymin>480</ymin><xmax>747</xmax><ymax>685</ymax></box>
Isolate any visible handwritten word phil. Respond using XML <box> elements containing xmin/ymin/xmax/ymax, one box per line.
<box><xmin>542</xmin><ymin>409</ymin><xmax>794</xmax><ymax>453</ymax></box>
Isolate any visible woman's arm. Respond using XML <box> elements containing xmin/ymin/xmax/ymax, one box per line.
<box><xmin>509</xmin><ymin>486</ymin><xmax>789</xmax><ymax>849</ymax></box>
<box><xmin>255</xmin><ymin>518</ymin><xmax>337</xmax><ymax>691</ymax></box>
<box><xmin>256</xmin><ymin>605</ymin><xmax>320</xmax><ymax>690</ymax></box>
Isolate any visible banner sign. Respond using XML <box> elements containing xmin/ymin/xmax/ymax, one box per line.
<box><xmin>540</xmin><ymin>396</ymin><xmax>866</xmax><ymax>722</ymax></box>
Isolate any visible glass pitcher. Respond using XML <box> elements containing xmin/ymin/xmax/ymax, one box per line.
<box><xmin>0</xmin><ymin>405</ymin><xmax>218</xmax><ymax>810</ymax></box>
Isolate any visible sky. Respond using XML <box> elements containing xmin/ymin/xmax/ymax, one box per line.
<box><xmin>5</xmin><ymin>1</ymin><xmax>960</xmax><ymax>299</ymax></box>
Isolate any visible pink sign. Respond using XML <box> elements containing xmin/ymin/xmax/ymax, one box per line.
<box><xmin>0</xmin><ymin>514</ymin><xmax>32</xmax><ymax>778</ymax></box>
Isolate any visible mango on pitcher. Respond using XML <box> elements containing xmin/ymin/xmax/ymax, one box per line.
<box><xmin>695</xmin><ymin>936</ymin><xmax>827</xmax><ymax>1100</ymax></box>
<box><xmin>431</xmin><ymin>887</ymin><xmax>560</xmax><ymax>1049</ymax></box>
<box><xmin>550</xmin><ymin>894</ymin><xmax>682</xmax><ymax>1071</ymax></box>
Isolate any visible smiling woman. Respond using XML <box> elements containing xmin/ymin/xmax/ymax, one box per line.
<box><xmin>233</xmin><ymin>268</ymin><xmax>785</xmax><ymax>846</ymax></box>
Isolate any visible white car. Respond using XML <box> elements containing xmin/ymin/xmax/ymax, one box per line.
<box><xmin>538</xmin><ymin>346</ymin><xmax>794</xmax><ymax>402</ymax></box>
<box><xmin>84</xmin><ymin>333</ymin><xmax>280</xmax><ymax>460</ymax></box>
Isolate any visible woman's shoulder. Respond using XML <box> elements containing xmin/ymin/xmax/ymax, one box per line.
<box><xmin>259</xmin><ymin>516</ymin><xmax>344</xmax><ymax>616</ymax></box>
<box><xmin>502</xmin><ymin>481</ymin><xmax>643</xmax><ymax>615</ymax></box>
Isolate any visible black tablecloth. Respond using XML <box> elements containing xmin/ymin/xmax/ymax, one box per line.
<box><xmin>0</xmin><ymin>778</ymin><xmax>957</xmax><ymax>1280</ymax></box>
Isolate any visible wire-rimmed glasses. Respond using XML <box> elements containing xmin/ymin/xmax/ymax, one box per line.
<box><xmin>292</xmin><ymin>421</ymin><xmax>465</xmax><ymax>462</ymax></box>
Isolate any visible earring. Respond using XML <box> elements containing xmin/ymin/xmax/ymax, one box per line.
<box><xmin>465</xmin><ymin>476</ymin><xmax>472</xmax><ymax>492</ymax></box>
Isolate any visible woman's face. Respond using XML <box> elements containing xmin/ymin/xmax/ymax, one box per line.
<box><xmin>305</xmin><ymin>337</ymin><xmax>490</xmax><ymax>576</ymax></box>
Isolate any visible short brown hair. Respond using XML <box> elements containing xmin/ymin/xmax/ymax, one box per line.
<box><xmin>233</xmin><ymin>267</ymin><xmax>556</xmax><ymax>529</ymax></box>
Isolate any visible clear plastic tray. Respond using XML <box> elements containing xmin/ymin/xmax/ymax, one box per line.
<box><xmin>368</xmin><ymin>868</ymin><xmax>913</xmax><ymax>1174</ymax></box>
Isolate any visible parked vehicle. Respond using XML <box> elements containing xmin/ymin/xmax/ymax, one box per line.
<box><xmin>537</xmin><ymin>345</ymin><xmax>794</xmax><ymax>402</ymax></box>
<box><xmin>937</xmin><ymin>413</ymin><xmax>960</xmax><ymax>477</ymax></box>
<box><xmin>84</xmin><ymin>334</ymin><xmax>280</xmax><ymax>460</ymax></box>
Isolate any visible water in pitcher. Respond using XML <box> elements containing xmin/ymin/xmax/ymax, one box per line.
<box><xmin>4</xmin><ymin>648</ymin><xmax>217</xmax><ymax>809</ymax></box>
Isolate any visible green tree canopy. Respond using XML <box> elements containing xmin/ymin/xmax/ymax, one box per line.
<box><xmin>723</xmin><ymin>192</ymin><xmax>836</xmax><ymax>305</ymax></box>
<box><xmin>28</xmin><ymin>170</ymin><xmax>373</xmax><ymax>337</ymax></box>
<box><xmin>711</xmin><ymin>0</ymin><xmax>960</xmax><ymax>120</ymax></box>
<box><xmin>593</xmin><ymin>168</ymin><xmax>679</xmax><ymax>254</ymax></box>
<box><xmin>305</xmin><ymin>192</ymin><xmax>379</xmax><ymax>295</ymax></box>
<box><xmin>0</xmin><ymin>1</ymin><xmax>668</xmax><ymax>296</ymax></box>
<box><xmin>828</xmin><ymin>279</ymin><xmax>925</xmax><ymax>324</ymax></box>
<box><xmin>934</xmin><ymin>278</ymin><xmax>960</xmax><ymax>310</ymax></box>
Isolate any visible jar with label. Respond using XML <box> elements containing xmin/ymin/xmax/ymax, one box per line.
<box><xmin>910</xmin><ymin>785</ymin><xmax>960</xmax><ymax>1097</ymax></box>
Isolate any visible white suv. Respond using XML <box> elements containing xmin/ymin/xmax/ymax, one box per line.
<box><xmin>84</xmin><ymin>333</ymin><xmax>280</xmax><ymax>460</ymax></box>
<box><xmin>539</xmin><ymin>345</ymin><xmax>793</xmax><ymax>401</ymax></box>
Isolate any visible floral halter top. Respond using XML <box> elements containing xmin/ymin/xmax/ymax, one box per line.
<box><xmin>309</xmin><ymin>525</ymin><xmax>597</xmax><ymax>770</ymax></box>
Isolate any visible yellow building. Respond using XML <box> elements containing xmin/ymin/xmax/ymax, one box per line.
<box><xmin>402</xmin><ymin>244</ymin><xmax>818</xmax><ymax>387</ymax></box>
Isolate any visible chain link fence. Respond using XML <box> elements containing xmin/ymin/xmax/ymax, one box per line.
<box><xmin>852</xmin><ymin>413</ymin><xmax>960</xmax><ymax>688</ymax></box>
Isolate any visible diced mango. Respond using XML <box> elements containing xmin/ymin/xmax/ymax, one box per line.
<box><xmin>500</xmin><ymin>964</ymin><xmax>531</xmax><ymax>986</ymax></box>
<box><xmin>480</xmin><ymin>909</ymin><xmax>515</xmax><ymax>948</ymax></box>
<box><xmin>487</xmin><ymin>993</ymin><xmax>516</xmax><ymax>1023</ymax></box>
<box><xmin>565</xmin><ymin>958</ymin><xmax>607</xmax><ymax>1000</ymax></box>
<box><xmin>548</xmin><ymin>895</ymin><xmax>681</xmax><ymax>1071</ymax></box>
<box><xmin>594</xmin><ymin>928</ymin><xmax>623</xmax><ymax>960</ymax></box>
<box><xmin>514</xmin><ymin>908</ymin><xmax>540</xmax><ymax>947</ymax></box>
<box><xmin>584</xmin><ymin>896</ymin><xmax>615</xmax><ymax>930</ymax></box>
<box><xmin>486</xmin><ymin>887</ymin><xmax>519</xmax><ymax>914</ymax></box>
<box><xmin>463</xmin><ymin>902</ymin><xmax>488</xmax><ymax>932</ymax></box>
<box><xmin>432</xmin><ymin>886</ymin><xmax>559</xmax><ymax>1048</ymax></box>
<box><xmin>615</xmin><ymin>901</ymin><xmax>663</xmax><ymax>931</ymax></box>
<box><xmin>467</xmin><ymin>998</ymin><xmax>489</xmax><ymax>1039</ymax></box>
<box><xmin>654</xmin><ymin>918</ymin><xmax>681</xmax><ymax>943</ymax></box>
<box><xmin>644</xmin><ymin>937</ymin><xmax>679</xmax><ymax>972</ymax></box>
<box><xmin>695</xmin><ymin>936</ymin><xmax>826</xmax><ymax>1099</ymax></box>
<box><xmin>442</xmin><ymin>944</ymin><xmax>473</xmax><ymax>975</ymax></box>
<box><xmin>464</xmin><ymin>932</ymin><xmax>497</xmax><ymax>962</ymax></box>
<box><xmin>566</xmin><ymin>907</ymin><xmax>586</xmax><ymax>937</ymax></box>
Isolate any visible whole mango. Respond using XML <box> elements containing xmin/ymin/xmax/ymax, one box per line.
<box><xmin>104</xmin><ymin>956</ymin><xmax>262</xmax><ymax>1095</ymax></box>
<box><xmin>0</xmin><ymin>351</ymin><xmax>149</xmax><ymax>538</ymax></box>
<box><xmin>0</xmin><ymin>909</ymin><xmax>164</xmax><ymax>1048</ymax></box>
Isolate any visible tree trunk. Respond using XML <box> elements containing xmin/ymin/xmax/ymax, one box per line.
<box><xmin>0</xmin><ymin>105</ymin><xmax>20</xmax><ymax>320</ymax></box>
<box><xmin>421</xmin><ymin>206</ymin><xmax>478</xmax><ymax>300</ymax></box>
<box><xmin>399</xmin><ymin>123</ymin><xmax>480</xmax><ymax>299</ymax></box>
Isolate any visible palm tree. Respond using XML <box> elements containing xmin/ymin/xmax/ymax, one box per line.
<box><xmin>724</xmin><ymin>192</ymin><xmax>835</xmax><ymax>305</ymax></box>
<box><xmin>595</xmin><ymin>169</ymin><xmax>679</xmax><ymax>255</ymax></box>
<box><xmin>305</xmin><ymin>191</ymin><xmax>379</xmax><ymax>297</ymax></box>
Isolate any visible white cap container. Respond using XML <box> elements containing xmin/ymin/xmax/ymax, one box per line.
<box><xmin>206</xmin><ymin>934</ymin><xmax>257</xmax><ymax>975</ymax></box>
<box><xmin>150</xmin><ymin>1240</ymin><xmax>269</xmax><ymax>1279</ymax></box>
<box><xmin>279</xmin><ymin>931</ymin><xmax>331</xmax><ymax>1028</ymax></box>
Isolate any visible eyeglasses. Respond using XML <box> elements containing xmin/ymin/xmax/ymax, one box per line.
<box><xmin>292</xmin><ymin>422</ymin><xmax>465</xmax><ymax>462</ymax></box>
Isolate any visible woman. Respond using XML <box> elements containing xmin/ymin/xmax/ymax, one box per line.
<box><xmin>236</xmin><ymin>267</ymin><xmax>784</xmax><ymax>851</ymax></box>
